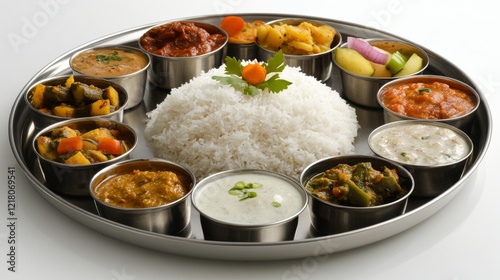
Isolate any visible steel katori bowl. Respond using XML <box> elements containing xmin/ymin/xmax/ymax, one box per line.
<box><xmin>377</xmin><ymin>75</ymin><xmax>480</xmax><ymax>133</ymax></box>
<box><xmin>32</xmin><ymin>117</ymin><xmax>137</xmax><ymax>196</ymax></box>
<box><xmin>256</xmin><ymin>18</ymin><xmax>342</xmax><ymax>82</ymax></box>
<box><xmin>25</xmin><ymin>75</ymin><xmax>128</xmax><ymax>131</ymax></box>
<box><xmin>300</xmin><ymin>155</ymin><xmax>414</xmax><ymax>235</ymax></box>
<box><xmin>192</xmin><ymin>169</ymin><xmax>308</xmax><ymax>242</ymax></box>
<box><xmin>334</xmin><ymin>39</ymin><xmax>429</xmax><ymax>107</ymax></box>
<box><xmin>69</xmin><ymin>45</ymin><xmax>150</xmax><ymax>109</ymax></box>
<box><xmin>368</xmin><ymin>120</ymin><xmax>474</xmax><ymax>197</ymax></box>
<box><xmin>139</xmin><ymin>21</ymin><xmax>228</xmax><ymax>89</ymax></box>
<box><xmin>90</xmin><ymin>158</ymin><xmax>196</xmax><ymax>236</ymax></box>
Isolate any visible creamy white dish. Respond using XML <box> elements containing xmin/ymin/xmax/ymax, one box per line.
<box><xmin>369</xmin><ymin>123</ymin><xmax>471</xmax><ymax>166</ymax></box>
<box><xmin>194</xmin><ymin>172</ymin><xmax>305</xmax><ymax>225</ymax></box>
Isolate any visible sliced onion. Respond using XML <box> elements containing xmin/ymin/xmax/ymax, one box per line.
<box><xmin>347</xmin><ymin>37</ymin><xmax>389</xmax><ymax>65</ymax></box>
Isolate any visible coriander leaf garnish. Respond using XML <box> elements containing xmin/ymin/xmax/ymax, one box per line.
<box><xmin>223</xmin><ymin>56</ymin><xmax>243</xmax><ymax>76</ymax></box>
<box><xmin>96</xmin><ymin>51</ymin><xmax>122</xmax><ymax>64</ymax></box>
<box><xmin>212</xmin><ymin>50</ymin><xmax>292</xmax><ymax>95</ymax></box>
<box><xmin>264</xmin><ymin>49</ymin><xmax>287</xmax><ymax>73</ymax></box>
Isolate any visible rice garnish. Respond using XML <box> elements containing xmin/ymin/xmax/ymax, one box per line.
<box><xmin>144</xmin><ymin>64</ymin><xmax>358</xmax><ymax>180</ymax></box>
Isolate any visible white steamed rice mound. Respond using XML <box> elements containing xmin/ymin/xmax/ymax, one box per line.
<box><xmin>144</xmin><ymin>64</ymin><xmax>358</xmax><ymax>180</ymax></box>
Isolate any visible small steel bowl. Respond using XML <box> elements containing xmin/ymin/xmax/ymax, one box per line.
<box><xmin>334</xmin><ymin>39</ymin><xmax>429</xmax><ymax>107</ymax></box>
<box><xmin>32</xmin><ymin>117</ymin><xmax>137</xmax><ymax>196</ymax></box>
<box><xmin>192</xmin><ymin>169</ymin><xmax>308</xmax><ymax>242</ymax></box>
<box><xmin>25</xmin><ymin>75</ymin><xmax>128</xmax><ymax>131</ymax></box>
<box><xmin>224</xmin><ymin>18</ymin><xmax>266</xmax><ymax>61</ymax></box>
<box><xmin>300</xmin><ymin>155</ymin><xmax>414</xmax><ymax>235</ymax></box>
<box><xmin>226</xmin><ymin>42</ymin><xmax>258</xmax><ymax>61</ymax></box>
<box><xmin>368</xmin><ymin>120</ymin><xmax>474</xmax><ymax>197</ymax></box>
<box><xmin>377</xmin><ymin>75</ymin><xmax>480</xmax><ymax>133</ymax></box>
<box><xmin>69</xmin><ymin>45</ymin><xmax>150</xmax><ymax>109</ymax></box>
<box><xmin>90</xmin><ymin>158</ymin><xmax>196</xmax><ymax>235</ymax></box>
<box><xmin>139</xmin><ymin>21</ymin><xmax>228</xmax><ymax>89</ymax></box>
<box><xmin>256</xmin><ymin>18</ymin><xmax>342</xmax><ymax>82</ymax></box>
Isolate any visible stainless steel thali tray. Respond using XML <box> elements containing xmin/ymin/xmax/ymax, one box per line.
<box><xmin>9</xmin><ymin>14</ymin><xmax>492</xmax><ymax>261</ymax></box>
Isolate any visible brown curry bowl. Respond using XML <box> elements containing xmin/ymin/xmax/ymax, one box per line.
<box><xmin>377</xmin><ymin>75</ymin><xmax>480</xmax><ymax>133</ymax></box>
<box><xmin>90</xmin><ymin>158</ymin><xmax>196</xmax><ymax>236</ymax></box>
<box><xmin>25</xmin><ymin>75</ymin><xmax>128</xmax><ymax>131</ymax></box>
<box><xmin>32</xmin><ymin>117</ymin><xmax>137</xmax><ymax>196</ymax></box>
<box><xmin>139</xmin><ymin>21</ymin><xmax>228</xmax><ymax>89</ymax></box>
<box><xmin>69</xmin><ymin>45</ymin><xmax>150</xmax><ymax>109</ymax></box>
<box><xmin>299</xmin><ymin>155</ymin><xmax>414</xmax><ymax>235</ymax></box>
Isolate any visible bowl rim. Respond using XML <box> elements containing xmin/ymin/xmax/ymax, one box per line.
<box><xmin>32</xmin><ymin>116</ymin><xmax>138</xmax><ymax>168</ymax></box>
<box><xmin>69</xmin><ymin>44</ymin><xmax>151</xmax><ymax>78</ymax></box>
<box><xmin>191</xmin><ymin>168</ymin><xmax>309</xmax><ymax>228</ymax></box>
<box><xmin>367</xmin><ymin>120</ymin><xmax>474</xmax><ymax>168</ymax></box>
<box><xmin>89</xmin><ymin>158</ymin><xmax>196</xmax><ymax>211</ymax></box>
<box><xmin>333</xmin><ymin>38</ymin><xmax>430</xmax><ymax>79</ymax></box>
<box><xmin>24</xmin><ymin>75</ymin><xmax>129</xmax><ymax>121</ymax></box>
<box><xmin>376</xmin><ymin>74</ymin><xmax>481</xmax><ymax>121</ymax></box>
<box><xmin>299</xmin><ymin>154</ymin><xmax>415</xmax><ymax>210</ymax></box>
<box><xmin>256</xmin><ymin>17</ymin><xmax>342</xmax><ymax>57</ymax></box>
<box><xmin>138</xmin><ymin>20</ymin><xmax>228</xmax><ymax>59</ymax></box>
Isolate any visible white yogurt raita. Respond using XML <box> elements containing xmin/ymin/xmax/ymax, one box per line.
<box><xmin>369</xmin><ymin>122</ymin><xmax>471</xmax><ymax>166</ymax></box>
<box><xmin>193</xmin><ymin>171</ymin><xmax>306</xmax><ymax>225</ymax></box>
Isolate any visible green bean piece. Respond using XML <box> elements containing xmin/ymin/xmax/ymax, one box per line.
<box><xmin>351</xmin><ymin>162</ymin><xmax>369</xmax><ymax>187</ymax></box>
<box><xmin>346</xmin><ymin>179</ymin><xmax>373</xmax><ymax>207</ymax></box>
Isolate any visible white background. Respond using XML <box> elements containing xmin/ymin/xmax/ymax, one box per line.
<box><xmin>1</xmin><ymin>0</ymin><xmax>498</xmax><ymax>279</ymax></box>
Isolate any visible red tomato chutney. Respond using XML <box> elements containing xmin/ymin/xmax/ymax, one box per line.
<box><xmin>140</xmin><ymin>21</ymin><xmax>226</xmax><ymax>57</ymax></box>
<box><xmin>380</xmin><ymin>81</ymin><xmax>476</xmax><ymax>119</ymax></box>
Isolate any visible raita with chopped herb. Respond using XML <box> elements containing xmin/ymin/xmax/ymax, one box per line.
<box><xmin>193</xmin><ymin>171</ymin><xmax>306</xmax><ymax>225</ymax></box>
<box><xmin>369</xmin><ymin>122</ymin><xmax>471</xmax><ymax>166</ymax></box>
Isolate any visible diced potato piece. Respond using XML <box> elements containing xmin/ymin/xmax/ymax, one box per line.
<box><xmin>50</xmin><ymin>126</ymin><xmax>79</xmax><ymax>139</ymax></box>
<box><xmin>256</xmin><ymin>25</ymin><xmax>270</xmax><ymax>44</ymax></box>
<box><xmin>31</xmin><ymin>84</ymin><xmax>46</xmax><ymax>108</ymax></box>
<box><xmin>310</xmin><ymin>25</ymin><xmax>335</xmax><ymax>46</ymax></box>
<box><xmin>90</xmin><ymin>99</ymin><xmax>111</xmax><ymax>116</ymax></box>
<box><xmin>264</xmin><ymin>27</ymin><xmax>284</xmax><ymax>50</ymax></box>
<box><xmin>36</xmin><ymin>136</ymin><xmax>57</xmax><ymax>161</ymax></box>
<box><xmin>53</xmin><ymin>105</ymin><xmax>75</xmax><ymax>117</ymax></box>
<box><xmin>64</xmin><ymin>151</ymin><xmax>91</xmax><ymax>165</ymax></box>
<box><xmin>287</xmin><ymin>40</ymin><xmax>314</xmax><ymax>53</ymax></box>
<box><xmin>103</xmin><ymin>86</ymin><xmax>120</xmax><ymax>108</ymax></box>
<box><xmin>81</xmin><ymin>128</ymin><xmax>115</xmax><ymax>143</ymax></box>
<box><xmin>65</xmin><ymin>75</ymin><xmax>75</xmax><ymax>88</ymax></box>
<box><xmin>285</xmin><ymin>25</ymin><xmax>313</xmax><ymax>45</ymax></box>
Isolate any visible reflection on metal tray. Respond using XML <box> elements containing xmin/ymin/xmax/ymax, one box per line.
<box><xmin>8</xmin><ymin>14</ymin><xmax>492</xmax><ymax>261</ymax></box>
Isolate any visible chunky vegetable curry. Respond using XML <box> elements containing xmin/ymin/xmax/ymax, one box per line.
<box><xmin>306</xmin><ymin>162</ymin><xmax>403</xmax><ymax>207</ymax></box>
<box><xmin>30</xmin><ymin>75</ymin><xmax>122</xmax><ymax>118</ymax></box>
<box><xmin>36</xmin><ymin>125</ymin><xmax>131</xmax><ymax>165</ymax></box>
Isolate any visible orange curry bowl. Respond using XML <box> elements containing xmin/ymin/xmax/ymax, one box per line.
<box><xmin>377</xmin><ymin>75</ymin><xmax>480</xmax><ymax>133</ymax></box>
